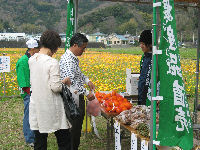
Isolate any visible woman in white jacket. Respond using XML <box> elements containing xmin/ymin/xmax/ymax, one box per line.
<box><xmin>29</xmin><ymin>30</ymin><xmax>71</xmax><ymax>150</ymax></box>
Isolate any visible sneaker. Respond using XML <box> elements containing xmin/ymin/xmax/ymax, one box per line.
<box><xmin>27</xmin><ymin>143</ymin><xmax>34</xmax><ymax>147</ymax></box>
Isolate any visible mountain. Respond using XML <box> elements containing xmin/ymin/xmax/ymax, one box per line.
<box><xmin>0</xmin><ymin>0</ymin><xmax>109</xmax><ymax>33</ymax></box>
<box><xmin>78</xmin><ymin>3</ymin><xmax>153</xmax><ymax>34</ymax></box>
<box><xmin>0</xmin><ymin>0</ymin><xmax>198</xmax><ymax>42</ymax></box>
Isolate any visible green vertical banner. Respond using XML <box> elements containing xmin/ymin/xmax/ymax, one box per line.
<box><xmin>157</xmin><ymin>0</ymin><xmax>193</xmax><ymax>150</ymax></box>
<box><xmin>65</xmin><ymin>0</ymin><xmax>75</xmax><ymax>50</ymax></box>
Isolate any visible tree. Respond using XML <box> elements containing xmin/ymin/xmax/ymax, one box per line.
<box><xmin>176</xmin><ymin>8</ymin><xmax>198</xmax><ymax>42</ymax></box>
<box><xmin>99</xmin><ymin>16</ymin><xmax>117</xmax><ymax>34</ymax></box>
<box><xmin>3</xmin><ymin>21</ymin><xmax>14</xmax><ymax>32</ymax></box>
<box><xmin>78</xmin><ymin>23</ymin><xmax>94</xmax><ymax>33</ymax></box>
<box><xmin>0</xmin><ymin>23</ymin><xmax>3</xmax><ymax>32</ymax></box>
<box><xmin>118</xmin><ymin>18</ymin><xmax>138</xmax><ymax>35</ymax></box>
<box><xmin>19</xmin><ymin>23</ymin><xmax>42</xmax><ymax>34</ymax></box>
<box><xmin>139</xmin><ymin>12</ymin><xmax>152</xmax><ymax>30</ymax></box>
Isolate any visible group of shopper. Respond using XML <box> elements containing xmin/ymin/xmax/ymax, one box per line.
<box><xmin>16</xmin><ymin>31</ymin><xmax>95</xmax><ymax>150</ymax></box>
<box><xmin>16</xmin><ymin>29</ymin><xmax>152</xmax><ymax>150</ymax></box>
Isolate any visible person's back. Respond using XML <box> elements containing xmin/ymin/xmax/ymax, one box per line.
<box><xmin>29</xmin><ymin>53</ymin><xmax>61</xmax><ymax>97</ymax></box>
<box><xmin>16</xmin><ymin>39</ymin><xmax>40</xmax><ymax>147</ymax></box>
<box><xmin>29</xmin><ymin>52</ymin><xmax>70</xmax><ymax>133</ymax></box>
<box><xmin>16</xmin><ymin>55</ymin><xmax>30</xmax><ymax>97</ymax></box>
<box><xmin>29</xmin><ymin>30</ymin><xmax>71</xmax><ymax>150</ymax></box>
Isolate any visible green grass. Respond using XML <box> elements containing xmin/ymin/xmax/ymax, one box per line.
<box><xmin>88</xmin><ymin>47</ymin><xmax>198</xmax><ymax>59</ymax></box>
<box><xmin>0</xmin><ymin>47</ymin><xmax>142</xmax><ymax>55</ymax></box>
<box><xmin>88</xmin><ymin>47</ymin><xmax>143</xmax><ymax>55</ymax></box>
<box><xmin>0</xmin><ymin>98</ymin><xmax>198</xmax><ymax>149</ymax></box>
<box><xmin>1</xmin><ymin>47</ymin><xmax>198</xmax><ymax>59</ymax></box>
<box><xmin>0</xmin><ymin>98</ymin><xmax>133</xmax><ymax>149</ymax></box>
<box><xmin>179</xmin><ymin>48</ymin><xmax>198</xmax><ymax>59</ymax></box>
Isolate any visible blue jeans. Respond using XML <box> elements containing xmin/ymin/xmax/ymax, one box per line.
<box><xmin>23</xmin><ymin>94</ymin><xmax>35</xmax><ymax>143</ymax></box>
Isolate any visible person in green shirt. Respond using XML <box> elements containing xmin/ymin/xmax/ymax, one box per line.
<box><xmin>16</xmin><ymin>39</ymin><xmax>40</xmax><ymax>147</ymax></box>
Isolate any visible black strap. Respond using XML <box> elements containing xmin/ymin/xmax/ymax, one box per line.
<box><xmin>25</xmin><ymin>50</ymin><xmax>31</xmax><ymax>58</ymax></box>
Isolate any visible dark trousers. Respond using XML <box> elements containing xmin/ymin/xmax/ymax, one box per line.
<box><xmin>34</xmin><ymin>129</ymin><xmax>71</xmax><ymax>150</ymax></box>
<box><xmin>71</xmin><ymin>95</ymin><xmax>85</xmax><ymax>150</ymax></box>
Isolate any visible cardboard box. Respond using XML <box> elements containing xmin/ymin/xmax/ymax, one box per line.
<box><xmin>126</xmin><ymin>68</ymin><xmax>140</xmax><ymax>95</ymax></box>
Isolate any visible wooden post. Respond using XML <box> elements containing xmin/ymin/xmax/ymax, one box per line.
<box><xmin>74</xmin><ymin>0</ymin><xmax>78</xmax><ymax>33</ymax></box>
<box><xmin>3</xmin><ymin>53</ymin><xmax>6</xmax><ymax>98</ymax></box>
<box><xmin>194</xmin><ymin>4</ymin><xmax>200</xmax><ymax>125</ymax></box>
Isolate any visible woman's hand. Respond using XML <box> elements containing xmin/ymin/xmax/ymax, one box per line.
<box><xmin>88</xmin><ymin>81</ymin><xmax>95</xmax><ymax>91</ymax></box>
<box><xmin>62</xmin><ymin>77</ymin><xmax>71</xmax><ymax>86</ymax></box>
<box><xmin>87</xmin><ymin>91</ymin><xmax>95</xmax><ymax>101</ymax></box>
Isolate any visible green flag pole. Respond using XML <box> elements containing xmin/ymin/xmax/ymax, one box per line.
<box><xmin>151</xmin><ymin>0</ymin><xmax>158</xmax><ymax>149</ymax></box>
<box><xmin>65</xmin><ymin>0</ymin><xmax>75</xmax><ymax>51</ymax></box>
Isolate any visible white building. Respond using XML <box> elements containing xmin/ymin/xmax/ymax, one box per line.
<box><xmin>32</xmin><ymin>34</ymin><xmax>41</xmax><ymax>41</ymax></box>
<box><xmin>59</xmin><ymin>33</ymin><xmax>66</xmax><ymax>42</ymax></box>
<box><xmin>107</xmin><ymin>33</ymin><xmax>128</xmax><ymax>46</ymax></box>
<box><xmin>124</xmin><ymin>34</ymin><xmax>136</xmax><ymax>45</ymax></box>
<box><xmin>0</xmin><ymin>33</ymin><xmax>26</xmax><ymax>41</ymax></box>
<box><xmin>86</xmin><ymin>32</ymin><xmax>107</xmax><ymax>42</ymax></box>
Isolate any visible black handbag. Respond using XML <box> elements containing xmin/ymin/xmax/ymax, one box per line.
<box><xmin>61</xmin><ymin>84</ymin><xmax>80</xmax><ymax>123</ymax></box>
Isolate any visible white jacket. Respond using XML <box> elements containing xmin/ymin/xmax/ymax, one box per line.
<box><xmin>29</xmin><ymin>53</ymin><xmax>71</xmax><ymax>133</ymax></box>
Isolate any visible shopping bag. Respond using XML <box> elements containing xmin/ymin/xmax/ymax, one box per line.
<box><xmin>82</xmin><ymin>96</ymin><xmax>92</xmax><ymax>133</ymax></box>
<box><xmin>60</xmin><ymin>84</ymin><xmax>80</xmax><ymax>123</ymax></box>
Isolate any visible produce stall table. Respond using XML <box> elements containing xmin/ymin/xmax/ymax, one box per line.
<box><xmin>101</xmin><ymin>107</ymin><xmax>118</xmax><ymax>150</ymax></box>
<box><xmin>101</xmin><ymin>108</ymin><xmax>150</xmax><ymax>150</ymax></box>
<box><xmin>100</xmin><ymin>93</ymin><xmax>138</xmax><ymax>150</ymax></box>
<box><xmin>114</xmin><ymin>119</ymin><xmax>150</xmax><ymax>150</ymax></box>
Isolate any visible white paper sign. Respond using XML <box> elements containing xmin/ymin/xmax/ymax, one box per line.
<box><xmin>0</xmin><ymin>56</ymin><xmax>10</xmax><ymax>72</ymax></box>
<box><xmin>141</xmin><ymin>139</ymin><xmax>148</xmax><ymax>150</ymax></box>
<box><xmin>91</xmin><ymin>116</ymin><xmax>101</xmax><ymax>139</ymax></box>
<box><xmin>114</xmin><ymin>121</ymin><xmax>121</xmax><ymax>150</ymax></box>
<box><xmin>131</xmin><ymin>133</ymin><xmax>137</xmax><ymax>150</ymax></box>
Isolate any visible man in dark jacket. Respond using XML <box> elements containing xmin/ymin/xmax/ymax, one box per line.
<box><xmin>138</xmin><ymin>30</ymin><xmax>152</xmax><ymax>105</ymax></box>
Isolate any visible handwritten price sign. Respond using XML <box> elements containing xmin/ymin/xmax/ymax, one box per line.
<box><xmin>0</xmin><ymin>56</ymin><xmax>10</xmax><ymax>72</ymax></box>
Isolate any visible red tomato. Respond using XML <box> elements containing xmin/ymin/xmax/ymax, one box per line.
<box><xmin>112</xmin><ymin>90</ymin><xmax>117</xmax><ymax>96</ymax></box>
<box><xmin>106</xmin><ymin>106</ymin><xmax>112</xmax><ymax>112</ymax></box>
<box><xmin>116</xmin><ymin>107</ymin><xmax>122</xmax><ymax>114</ymax></box>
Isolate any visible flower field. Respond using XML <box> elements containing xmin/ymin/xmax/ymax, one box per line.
<box><xmin>0</xmin><ymin>48</ymin><xmax>198</xmax><ymax>97</ymax></box>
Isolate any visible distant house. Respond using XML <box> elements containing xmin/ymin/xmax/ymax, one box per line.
<box><xmin>87</xmin><ymin>32</ymin><xmax>107</xmax><ymax>42</ymax></box>
<box><xmin>0</xmin><ymin>33</ymin><xmax>26</xmax><ymax>41</ymax></box>
<box><xmin>107</xmin><ymin>33</ymin><xmax>128</xmax><ymax>46</ymax></box>
<box><xmin>33</xmin><ymin>34</ymin><xmax>42</xmax><ymax>41</ymax></box>
<box><xmin>124</xmin><ymin>34</ymin><xmax>135</xmax><ymax>44</ymax></box>
<box><xmin>59</xmin><ymin>33</ymin><xmax>66</xmax><ymax>42</ymax></box>
<box><xmin>25</xmin><ymin>35</ymin><xmax>34</xmax><ymax>40</ymax></box>
<box><xmin>97</xmin><ymin>37</ymin><xmax>108</xmax><ymax>45</ymax></box>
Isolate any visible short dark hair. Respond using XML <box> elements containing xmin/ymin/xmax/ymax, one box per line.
<box><xmin>70</xmin><ymin>33</ymin><xmax>88</xmax><ymax>47</ymax></box>
<box><xmin>40</xmin><ymin>30</ymin><xmax>61</xmax><ymax>53</ymax></box>
<box><xmin>36</xmin><ymin>40</ymin><xmax>40</xmax><ymax>48</ymax></box>
<box><xmin>139</xmin><ymin>30</ymin><xmax>152</xmax><ymax>46</ymax></box>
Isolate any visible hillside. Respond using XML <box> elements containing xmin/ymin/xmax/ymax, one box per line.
<box><xmin>0</xmin><ymin>0</ymin><xmax>198</xmax><ymax>42</ymax></box>
<box><xmin>0</xmin><ymin>0</ymin><xmax>107</xmax><ymax>33</ymax></box>
<box><xmin>78</xmin><ymin>3</ymin><xmax>153</xmax><ymax>34</ymax></box>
